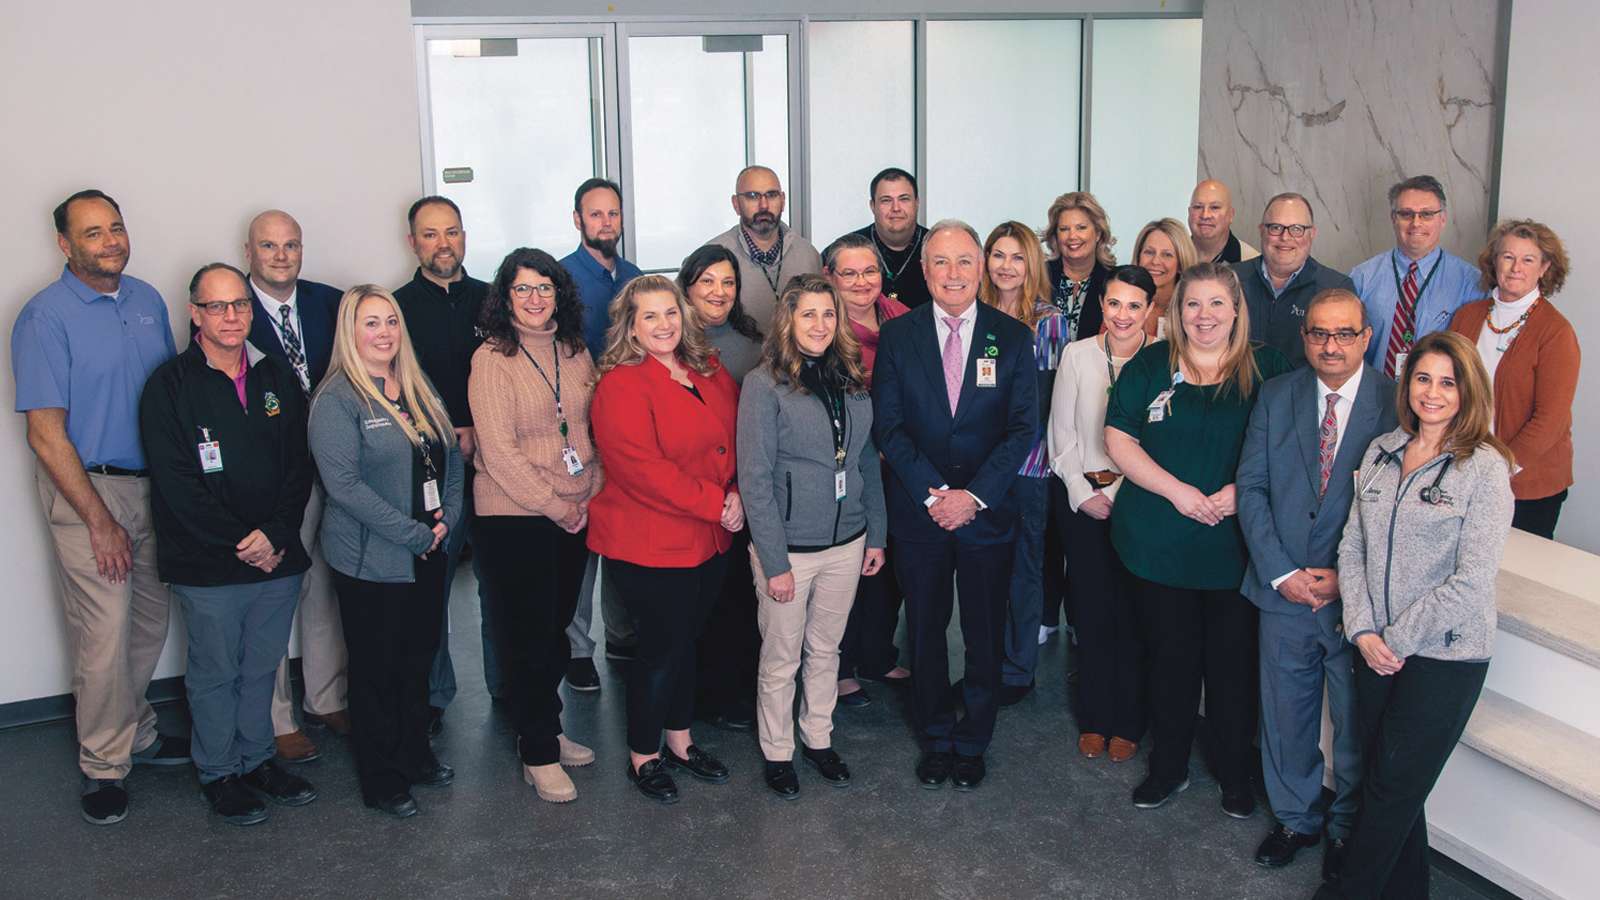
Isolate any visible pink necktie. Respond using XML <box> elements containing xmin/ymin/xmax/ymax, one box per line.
<box><xmin>1318</xmin><ymin>392</ymin><xmax>1340</xmax><ymax>498</ymax></box>
<box><xmin>942</xmin><ymin>316</ymin><xmax>963</xmax><ymax>415</ymax></box>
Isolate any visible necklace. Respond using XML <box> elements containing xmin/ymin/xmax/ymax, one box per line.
<box><xmin>1485</xmin><ymin>294</ymin><xmax>1540</xmax><ymax>352</ymax></box>
<box><xmin>872</xmin><ymin>225</ymin><xmax>923</xmax><ymax>284</ymax></box>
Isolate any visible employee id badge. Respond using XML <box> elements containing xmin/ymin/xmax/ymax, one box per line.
<box><xmin>976</xmin><ymin>358</ymin><xmax>997</xmax><ymax>387</ymax></box>
<box><xmin>422</xmin><ymin>478</ymin><xmax>441</xmax><ymax>513</ymax></box>
<box><xmin>1147</xmin><ymin>389</ymin><xmax>1175</xmax><ymax>423</ymax></box>
<box><xmin>834</xmin><ymin>468</ymin><xmax>848</xmax><ymax>502</ymax></box>
<box><xmin>198</xmin><ymin>441</ymin><xmax>223</xmax><ymax>472</ymax></box>
<box><xmin>562</xmin><ymin>446</ymin><xmax>585</xmax><ymax>476</ymax></box>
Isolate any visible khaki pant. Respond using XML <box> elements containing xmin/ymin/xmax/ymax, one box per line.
<box><xmin>270</xmin><ymin>482</ymin><xmax>348</xmax><ymax>733</ymax></box>
<box><xmin>752</xmin><ymin>537</ymin><xmax>865</xmax><ymax>760</ymax></box>
<box><xmin>36</xmin><ymin>464</ymin><xmax>170</xmax><ymax>780</ymax></box>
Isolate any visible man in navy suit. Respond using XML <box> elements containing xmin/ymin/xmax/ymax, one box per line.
<box><xmin>243</xmin><ymin>210</ymin><xmax>351</xmax><ymax>763</ymax></box>
<box><xmin>872</xmin><ymin>220</ymin><xmax>1037</xmax><ymax>791</ymax></box>
<box><xmin>1237</xmin><ymin>288</ymin><xmax>1398</xmax><ymax>888</ymax></box>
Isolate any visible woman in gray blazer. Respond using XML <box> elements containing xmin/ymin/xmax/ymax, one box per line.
<box><xmin>309</xmin><ymin>285</ymin><xmax>463</xmax><ymax>820</ymax></box>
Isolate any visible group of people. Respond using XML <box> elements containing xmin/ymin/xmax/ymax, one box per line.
<box><xmin>11</xmin><ymin>162</ymin><xmax>1579</xmax><ymax>900</ymax></box>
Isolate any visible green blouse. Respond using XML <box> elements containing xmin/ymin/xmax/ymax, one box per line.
<box><xmin>1105</xmin><ymin>341</ymin><xmax>1292</xmax><ymax>589</ymax></box>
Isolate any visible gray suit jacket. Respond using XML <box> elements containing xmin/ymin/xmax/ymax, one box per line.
<box><xmin>1237</xmin><ymin>363</ymin><xmax>1397</xmax><ymax>615</ymax></box>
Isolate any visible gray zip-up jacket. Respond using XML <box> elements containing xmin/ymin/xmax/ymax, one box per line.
<box><xmin>1338</xmin><ymin>427</ymin><xmax>1514</xmax><ymax>662</ymax></box>
<box><xmin>309</xmin><ymin>373</ymin><xmax>464</xmax><ymax>583</ymax></box>
<box><xmin>737</xmin><ymin>365</ymin><xmax>887</xmax><ymax>579</ymax></box>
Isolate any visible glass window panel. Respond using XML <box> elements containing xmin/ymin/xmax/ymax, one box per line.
<box><xmin>1089</xmin><ymin>18</ymin><xmax>1203</xmax><ymax>254</ymax></box>
<box><xmin>926</xmin><ymin>20</ymin><xmax>1081</xmax><ymax>236</ymax></box>
<box><xmin>807</xmin><ymin>20</ymin><xmax>916</xmax><ymax>249</ymax></box>
<box><xmin>425</xmin><ymin>37</ymin><xmax>603</xmax><ymax>279</ymax></box>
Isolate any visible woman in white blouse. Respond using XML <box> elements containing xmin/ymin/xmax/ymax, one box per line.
<box><xmin>1048</xmin><ymin>265</ymin><xmax>1159</xmax><ymax>762</ymax></box>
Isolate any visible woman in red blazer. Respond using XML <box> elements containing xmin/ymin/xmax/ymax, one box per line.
<box><xmin>589</xmin><ymin>274</ymin><xmax>743</xmax><ymax>805</ymax></box>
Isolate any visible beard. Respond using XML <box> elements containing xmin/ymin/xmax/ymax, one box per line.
<box><xmin>584</xmin><ymin>231</ymin><xmax>620</xmax><ymax>259</ymax></box>
<box><xmin>742</xmin><ymin>210</ymin><xmax>779</xmax><ymax>236</ymax></box>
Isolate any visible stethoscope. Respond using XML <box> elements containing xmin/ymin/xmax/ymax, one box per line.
<box><xmin>1358</xmin><ymin>447</ymin><xmax>1453</xmax><ymax>504</ymax></box>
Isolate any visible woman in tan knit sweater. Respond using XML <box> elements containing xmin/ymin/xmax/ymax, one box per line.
<box><xmin>468</xmin><ymin>248</ymin><xmax>602</xmax><ymax>803</ymax></box>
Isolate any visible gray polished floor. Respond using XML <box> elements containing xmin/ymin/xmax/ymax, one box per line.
<box><xmin>0</xmin><ymin>570</ymin><xmax>1505</xmax><ymax>900</ymax></box>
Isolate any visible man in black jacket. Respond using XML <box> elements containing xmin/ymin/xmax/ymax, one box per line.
<box><xmin>139</xmin><ymin>263</ymin><xmax>317</xmax><ymax>825</ymax></box>
<box><xmin>1232</xmin><ymin>192</ymin><xmax>1356</xmax><ymax>368</ymax></box>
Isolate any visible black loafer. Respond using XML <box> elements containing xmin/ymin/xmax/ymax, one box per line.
<box><xmin>801</xmin><ymin>746</ymin><xmax>851</xmax><ymax>786</ymax></box>
<box><xmin>1255</xmin><ymin>823</ymin><xmax>1321</xmax><ymax>867</ymax></box>
<box><xmin>81</xmin><ymin>779</ymin><xmax>128</xmax><ymax>826</ymax></box>
<box><xmin>1131</xmin><ymin>776</ymin><xmax>1190</xmax><ymax>808</ymax></box>
<box><xmin>241</xmin><ymin>759</ymin><xmax>317</xmax><ymax>806</ymax></box>
<box><xmin>662</xmin><ymin>744</ymin><xmax>730</xmax><ymax>784</ymax></box>
<box><xmin>835</xmin><ymin>688</ymin><xmax>871</xmax><ymax>708</ymax></box>
<box><xmin>765</xmin><ymin>761</ymin><xmax>800</xmax><ymax>799</ymax></box>
<box><xmin>862</xmin><ymin>671</ymin><xmax>911</xmax><ymax>689</ymax></box>
<box><xmin>916</xmin><ymin>750</ymin><xmax>952</xmax><ymax>789</ymax></box>
<box><xmin>1323</xmin><ymin>837</ymin><xmax>1349</xmax><ymax>886</ymax></box>
<box><xmin>413</xmin><ymin>762</ymin><xmax>454</xmax><ymax>788</ymax></box>
<box><xmin>950</xmin><ymin>753</ymin><xmax>986</xmax><ymax>791</ymax></box>
<box><xmin>202</xmin><ymin>774</ymin><xmax>268</xmax><ymax>825</ymax></box>
<box><xmin>428</xmin><ymin>706</ymin><xmax>445</xmax><ymax>737</ymax></box>
<box><xmin>565</xmin><ymin>657</ymin><xmax>601</xmax><ymax>691</ymax></box>
<box><xmin>365</xmin><ymin>790</ymin><xmax>418</xmax><ymax>819</ymax></box>
<box><xmin>627</xmin><ymin>758</ymin><xmax>680</xmax><ymax>805</ymax></box>
<box><xmin>1221</xmin><ymin>783</ymin><xmax>1257</xmax><ymax>819</ymax></box>
<box><xmin>702</xmin><ymin>712</ymin><xmax>755</xmax><ymax>732</ymax></box>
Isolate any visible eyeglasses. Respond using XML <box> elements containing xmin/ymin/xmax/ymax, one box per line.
<box><xmin>193</xmin><ymin>300</ymin><xmax>251</xmax><ymax>316</ymax></box>
<box><xmin>1263</xmin><ymin>223</ymin><xmax>1311</xmax><ymax>238</ymax></box>
<box><xmin>737</xmin><ymin>190</ymin><xmax>783</xmax><ymax>203</ymax></box>
<box><xmin>1303</xmin><ymin>328</ymin><xmax>1366</xmax><ymax>346</ymax></box>
<box><xmin>832</xmin><ymin>267</ymin><xmax>880</xmax><ymax>283</ymax></box>
<box><xmin>1392</xmin><ymin>209</ymin><xmax>1443</xmax><ymax>223</ymax></box>
<box><xmin>510</xmin><ymin>283</ymin><xmax>556</xmax><ymax>298</ymax></box>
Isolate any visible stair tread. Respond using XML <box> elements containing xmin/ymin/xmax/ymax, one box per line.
<box><xmin>1496</xmin><ymin>569</ymin><xmax>1600</xmax><ymax>671</ymax></box>
<box><xmin>1460</xmin><ymin>688</ymin><xmax>1600</xmax><ymax>813</ymax></box>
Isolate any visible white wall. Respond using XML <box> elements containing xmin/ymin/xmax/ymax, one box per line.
<box><xmin>1498</xmin><ymin>0</ymin><xmax>1598</xmax><ymax>555</ymax></box>
<box><xmin>0</xmin><ymin>0</ymin><xmax>423</xmax><ymax>705</ymax></box>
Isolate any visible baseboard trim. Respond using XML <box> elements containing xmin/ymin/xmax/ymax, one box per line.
<box><xmin>0</xmin><ymin>659</ymin><xmax>304</xmax><ymax>732</ymax></box>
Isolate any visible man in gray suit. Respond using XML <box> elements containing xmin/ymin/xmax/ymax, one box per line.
<box><xmin>1237</xmin><ymin>288</ymin><xmax>1397</xmax><ymax>889</ymax></box>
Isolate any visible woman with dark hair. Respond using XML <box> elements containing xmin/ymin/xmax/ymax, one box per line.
<box><xmin>467</xmin><ymin>248</ymin><xmax>600</xmax><ymax>803</ymax></box>
<box><xmin>1447</xmin><ymin>218</ymin><xmax>1580</xmax><ymax>539</ymax></box>
<box><xmin>1317</xmin><ymin>330</ymin><xmax>1514</xmax><ymax>900</ymax></box>
<box><xmin>679</xmin><ymin>244</ymin><xmax>765</xmax><ymax>384</ymax></box>
<box><xmin>1044</xmin><ymin>191</ymin><xmax>1116</xmax><ymax>342</ymax></box>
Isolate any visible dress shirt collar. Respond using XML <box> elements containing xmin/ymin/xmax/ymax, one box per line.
<box><xmin>1392</xmin><ymin>246</ymin><xmax>1442</xmax><ymax>270</ymax></box>
<box><xmin>251</xmin><ymin>277</ymin><xmax>299</xmax><ymax>322</ymax></box>
<box><xmin>1316</xmin><ymin>363</ymin><xmax>1363</xmax><ymax>407</ymax></box>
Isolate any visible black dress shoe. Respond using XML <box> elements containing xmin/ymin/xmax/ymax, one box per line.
<box><xmin>801</xmin><ymin>746</ymin><xmax>851</xmax><ymax>786</ymax></box>
<box><xmin>605</xmin><ymin>641</ymin><xmax>636</xmax><ymax>662</ymax></box>
<box><xmin>241</xmin><ymin>759</ymin><xmax>317</xmax><ymax>806</ymax></box>
<box><xmin>1254</xmin><ymin>823</ymin><xmax>1321</xmax><ymax>867</ymax></box>
<box><xmin>565</xmin><ymin>657</ymin><xmax>601</xmax><ymax>691</ymax></box>
<box><xmin>1220</xmin><ymin>783</ymin><xmax>1257</xmax><ymax>819</ymax></box>
<box><xmin>950</xmin><ymin>753</ymin><xmax>987</xmax><ymax>791</ymax></box>
<box><xmin>764</xmin><ymin>761</ymin><xmax>800</xmax><ymax>799</ymax></box>
<box><xmin>916</xmin><ymin>750</ymin><xmax>953</xmax><ymax>789</ymax></box>
<box><xmin>202</xmin><ymin>775</ymin><xmax>268</xmax><ymax>825</ymax></box>
<box><xmin>861</xmin><ymin>671</ymin><xmax>910</xmax><ymax>689</ymax></box>
<box><xmin>996</xmin><ymin>680</ymin><xmax>1035</xmax><ymax>708</ymax></box>
<box><xmin>835</xmin><ymin>687</ymin><xmax>871</xmax><ymax>708</ymax></box>
<box><xmin>662</xmin><ymin>745</ymin><xmax>730</xmax><ymax>784</ymax></box>
<box><xmin>428</xmin><ymin>706</ymin><xmax>444</xmax><ymax>737</ymax></box>
<box><xmin>1322</xmin><ymin>837</ymin><xmax>1349</xmax><ymax>885</ymax></box>
<box><xmin>702</xmin><ymin>712</ymin><xmax>755</xmax><ymax>732</ymax></box>
<box><xmin>365</xmin><ymin>790</ymin><xmax>418</xmax><ymax>819</ymax></box>
<box><xmin>413</xmin><ymin>762</ymin><xmax>454</xmax><ymax>788</ymax></box>
<box><xmin>132</xmin><ymin>733</ymin><xmax>192</xmax><ymax>767</ymax></box>
<box><xmin>627</xmin><ymin>758</ymin><xmax>680</xmax><ymax>805</ymax></box>
<box><xmin>1131</xmin><ymin>775</ymin><xmax>1190</xmax><ymax>808</ymax></box>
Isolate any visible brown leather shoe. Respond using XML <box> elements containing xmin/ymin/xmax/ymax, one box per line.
<box><xmin>303</xmin><ymin>709</ymin><xmax>353</xmax><ymax>736</ymax></box>
<box><xmin>1108</xmin><ymin>737</ymin><xmax>1139</xmax><ymax>762</ymax></box>
<box><xmin>275</xmin><ymin>730</ymin><xmax>321</xmax><ymax>762</ymax></box>
<box><xmin>1078</xmin><ymin>734</ymin><xmax>1107</xmax><ymax>758</ymax></box>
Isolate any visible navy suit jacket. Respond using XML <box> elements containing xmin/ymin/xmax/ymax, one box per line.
<box><xmin>246</xmin><ymin>279</ymin><xmax>342</xmax><ymax>389</ymax></box>
<box><xmin>1237</xmin><ymin>362</ymin><xmax>1398</xmax><ymax>615</ymax></box>
<box><xmin>871</xmin><ymin>301</ymin><xmax>1037</xmax><ymax>545</ymax></box>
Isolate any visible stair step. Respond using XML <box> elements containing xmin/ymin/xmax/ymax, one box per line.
<box><xmin>1496</xmin><ymin>569</ymin><xmax>1600</xmax><ymax>671</ymax></box>
<box><xmin>1459</xmin><ymin>688</ymin><xmax>1600</xmax><ymax>813</ymax></box>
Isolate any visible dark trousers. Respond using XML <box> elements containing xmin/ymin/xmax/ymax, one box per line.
<box><xmin>333</xmin><ymin>553</ymin><xmax>447</xmax><ymax>803</ymax></box>
<box><xmin>1058</xmin><ymin>498</ymin><xmax>1144</xmax><ymax>741</ymax></box>
<box><xmin>838</xmin><ymin>536</ymin><xmax>904</xmax><ymax>680</ymax></box>
<box><xmin>1039</xmin><ymin>479</ymin><xmax>1070</xmax><ymax>630</ymax></box>
<box><xmin>1001</xmin><ymin>475</ymin><xmax>1049</xmax><ymax>686</ymax></box>
<box><xmin>611</xmin><ymin>552</ymin><xmax>728</xmax><ymax>755</ymax></box>
<box><xmin>694</xmin><ymin>529</ymin><xmax>759</xmax><ymax>719</ymax></box>
<box><xmin>429</xmin><ymin>489</ymin><xmax>506</xmax><ymax>706</ymax></box>
<box><xmin>895</xmin><ymin>536</ymin><xmax>1013</xmax><ymax>757</ymax></box>
<box><xmin>1128</xmin><ymin>574</ymin><xmax>1259</xmax><ymax>789</ymax></box>
<box><xmin>474</xmin><ymin>515</ymin><xmax>588</xmax><ymax>766</ymax></box>
<box><xmin>1512</xmin><ymin>488</ymin><xmax>1566</xmax><ymax>540</ymax></box>
<box><xmin>1315</xmin><ymin>654</ymin><xmax>1489</xmax><ymax>900</ymax></box>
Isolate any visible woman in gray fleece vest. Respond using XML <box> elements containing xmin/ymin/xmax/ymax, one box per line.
<box><xmin>1320</xmin><ymin>331</ymin><xmax>1513</xmax><ymax>900</ymax></box>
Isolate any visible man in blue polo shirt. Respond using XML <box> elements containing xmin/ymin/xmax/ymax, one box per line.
<box><xmin>12</xmin><ymin>189</ymin><xmax>190</xmax><ymax>826</ymax></box>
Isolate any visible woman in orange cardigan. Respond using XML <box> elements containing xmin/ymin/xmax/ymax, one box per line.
<box><xmin>588</xmin><ymin>275</ymin><xmax>743</xmax><ymax>805</ymax></box>
<box><xmin>1449</xmin><ymin>219</ymin><xmax>1581</xmax><ymax>538</ymax></box>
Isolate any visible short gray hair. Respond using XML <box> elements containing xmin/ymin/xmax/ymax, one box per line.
<box><xmin>1387</xmin><ymin>175</ymin><xmax>1447</xmax><ymax>214</ymax></box>
<box><xmin>921</xmin><ymin>219</ymin><xmax>983</xmax><ymax>261</ymax></box>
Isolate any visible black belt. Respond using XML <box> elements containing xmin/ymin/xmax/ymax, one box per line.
<box><xmin>86</xmin><ymin>465</ymin><xmax>150</xmax><ymax>478</ymax></box>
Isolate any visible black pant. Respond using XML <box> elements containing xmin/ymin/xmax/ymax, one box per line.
<box><xmin>693</xmin><ymin>530</ymin><xmax>759</xmax><ymax>719</ymax></box>
<box><xmin>1039</xmin><ymin>479</ymin><xmax>1069</xmax><ymax>630</ymax></box>
<box><xmin>1315</xmin><ymin>654</ymin><xmax>1489</xmax><ymax>900</ymax></box>
<box><xmin>1512</xmin><ymin>488</ymin><xmax>1566</xmax><ymax>540</ymax></box>
<box><xmin>611</xmin><ymin>552</ymin><xmax>728</xmax><ymax>755</ymax></box>
<box><xmin>895</xmin><ymin>535</ymin><xmax>1012</xmax><ymax>756</ymax></box>
<box><xmin>474</xmin><ymin>514</ymin><xmax>588</xmax><ymax>766</ymax></box>
<box><xmin>1128</xmin><ymin>574</ymin><xmax>1259</xmax><ymax>789</ymax></box>
<box><xmin>1058</xmin><ymin>497</ymin><xmax>1144</xmax><ymax>741</ymax></box>
<box><xmin>333</xmin><ymin>553</ymin><xmax>447</xmax><ymax>803</ymax></box>
<box><xmin>838</xmin><ymin>535</ymin><xmax>903</xmax><ymax>680</ymax></box>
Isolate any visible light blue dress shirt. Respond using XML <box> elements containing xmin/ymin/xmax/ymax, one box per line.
<box><xmin>1350</xmin><ymin>247</ymin><xmax>1484</xmax><ymax>368</ymax></box>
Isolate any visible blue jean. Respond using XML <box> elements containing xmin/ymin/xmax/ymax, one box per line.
<box><xmin>175</xmin><ymin>575</ymin><xmax>303</xmax><ymax>783</ymax></box>
<box><xmin>428</xmin><ymin>492</ymin><xmax>505</xmax><ymax>707</ymax></box>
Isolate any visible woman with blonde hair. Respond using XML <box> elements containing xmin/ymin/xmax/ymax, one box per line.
<box><xmin>1131</xmin><ymin>218</ymin><xmax>1200</xmax><ymax>337</ymax></box>
<box><xmin>309</xmin><ymin>285</ymin><xmax>463</xmax><ymax>819</ymax></box>
<box><xmin>1044</xmin><ymin>192</ymin><xmax>1117</xmax><ymax>342</ymax></box>
<box><xmin>1104</xmin><ymin>262</ymin><xmax>1291</xmax><ymax>814</ymax></box>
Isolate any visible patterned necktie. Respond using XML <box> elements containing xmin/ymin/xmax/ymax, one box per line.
<box><xmin>1318</xmin><ymin>392</ymin><xmax>1341</xmax><ymax>499</ymax></box>
<box><xmin>942</xmin><ymin>316</ymin><xmax>964</xmax><ymax>415</ymax></box>
<box><xmin>1384</xmin><ymin>261</ymin><xmax>1420</xmax><ymax>377</ymax></box>
<box><xmin>279</xmin><ymin>304</ymin><xmax>310</xmax><ymax>393</ymax></box>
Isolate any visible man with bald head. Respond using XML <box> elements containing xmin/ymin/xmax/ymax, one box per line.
<box><xmin>1232</xmin><ymin>193</ymin><xmax>1356</xmax><ymax>368</ymax></box>
<box><xmin>705</xmin><ymin>165</ymin><xmax>822</xmax><ymax>328</ymax></box>
<box><xmin>242</xmin><ymin>210</ymin><xmax>350</xmax><ymax>763</ymax></box>
<box><xmin>1189</xmin><ymin>180</ymin><xmax>1259</xmax><ymax>264</ymax></box>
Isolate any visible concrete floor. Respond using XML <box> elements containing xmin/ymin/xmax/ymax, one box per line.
<box><xmin>0</xmin><ymin>570</ymin><xmax>1504</xmax><ymax>900</ymax></box>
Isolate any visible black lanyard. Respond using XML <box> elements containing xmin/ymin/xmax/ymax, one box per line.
<box><xmin>1389</xmin><ymin>251</ymin><xmax>1444</xmax><ymax>341</ymax></box>
<box><xmin>519</xmin><ymin>344</ymin><xmax>569</xmax><ymax>439</ymax></box>
<box><xmin>821</xmin><ymin>381</ymin><xmax>847</xmax><ymax>470</ymax></box>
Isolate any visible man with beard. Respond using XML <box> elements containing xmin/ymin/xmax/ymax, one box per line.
<box><xmin>13</xmin><ymin>189</ymin><xmax>189</xmax><ymax>825</ymax></box>
<box><xmin>706</xmin><ymin>165</ymin><xmax>822</xmax><ymax>328</ymax></box>
<box><xmin>851</xmin><ymin>167</ymin><xmax>931</xmax><ymax>308</ymax></box>
<box><xmin>1188</xmin><ymin>179</ymin><xmax>1259</xmax><ymax>265</ymax></box>
<box><xmin>1232</xmin><ymin>193</ymin><xmax>1355</xmax><ymax>368</ymax></box>
<box><xmin>562</xmin><ymin>178</ymin><xmax>644</xmax><ymax>360</ymax></box>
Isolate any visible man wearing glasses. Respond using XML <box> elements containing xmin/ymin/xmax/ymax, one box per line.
<box><xmin>1236</xmin><ymin>288</ymin><xmax>1397</xmax><ymax>888</ymax></box>
<box><xmin>706</xmin><ymin>165</ymin><xmax>822</xmax><ymax>329</ymax></box>
<box><xmin>1348</xmin><ymin>176</ymin><xmax>1483</xmax><ymax>377</ymax></box>
<box><xmin>1233</xmin><ymin>192</ymin><xmax>1356</xmax><ymax>367</ymax></box>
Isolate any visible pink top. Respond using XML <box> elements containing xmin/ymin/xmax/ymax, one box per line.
<box><xmin>848</xmin><ymin>294</ymin><xmax>912</xmax><ymax>387</ymax></box>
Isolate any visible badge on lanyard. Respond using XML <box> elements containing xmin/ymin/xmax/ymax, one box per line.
<box><xmin>1147</xmin><ymin>389</ymin><xmax>1175</xmax><ymax>423</ymax></box>
<box><xmin>834</xmin><ymin>469</ymin><xmax>848</xmax><ymax>502</ymax></box>
<box><xmin>976</xmin><ymin>357</ymin><xmax>997</xmax><ymax>387</ymax></box>
<box><xmin>422</xmin><ymin>478</ymin><xmax>441</xmax><ymax>512</ymax></box>
<box><xmin>197</xmin><ymin>427</ymin><xmax>223</xmax><ymax>472</ymax></box>
<box><xmin>562</xmin><ymin>446</ymin><xmax>585</xmax><ymax>476</ymax></box>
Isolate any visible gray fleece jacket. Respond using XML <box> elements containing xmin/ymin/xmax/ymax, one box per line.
<box><xmin>1338</xmin><ymin>427</ymin><xmax>1514</xmax><ymax>662</ymax></box>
